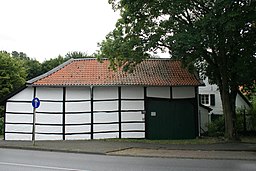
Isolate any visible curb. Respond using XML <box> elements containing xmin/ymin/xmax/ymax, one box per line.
<box><xmin>1</xmin><ymin>145</ymin><xmax>256</xmax><ymax>161</ymax></box>
<box><xmin>0</xmin><ymin>145</ymin><xmax>106</xmax><ymax>156</ymax></box>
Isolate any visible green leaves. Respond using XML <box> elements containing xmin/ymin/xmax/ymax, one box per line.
<box><xmin>97</xmin><ymin>0</ymin><xmax>256</xmax><ymax>139</ymax></box>
<box><xmin>0</xmin><ymin>51</ymin><xmax>26</xmax><ymax>99</ymax></box>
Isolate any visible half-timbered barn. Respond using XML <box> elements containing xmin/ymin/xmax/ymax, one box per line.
<box><xmin>3</xmin><ymin>58</ymin><xmax>202</xmax><ymax>140</ymax></box>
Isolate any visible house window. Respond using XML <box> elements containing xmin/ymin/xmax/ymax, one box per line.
<box><xmin>201</xmin><ymin>94</ymin><xmax>210</xmax><ymax>106</ymax></box>
<box><xmin>200</xmin><ymin>94</ymin><xmax>215</xmax><ymax>106</ymax></box>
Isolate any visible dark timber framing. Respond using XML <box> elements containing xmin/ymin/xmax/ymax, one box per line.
<box><xmin>170</xmin><ymin>87</ymin><xmax>173</xmax><ymax>99</ymax></box>
<box><xmin>90</xmin><ymin>86</ymin><xmax>94</xmax><ymax>139</ymax></box>
<box><xmin>62</xmin><ymin>87</ymin><xmax>66</xmax><ymax>140</ymax></box>
<box><xmin>32</xmin><ymin>87</ymin><xmax>36</xmax><ymax>141</ymax></box>
<box><xmin>144</xmin><ymin>87</ymin><xmax>147</xmax><ymax>139</ymax></box>
<box><xmin>3</xmin><ymin>103</ymin><xmax>6</xmax><ymax>140</ymax></box>
<box><xmin>118</xmin><ymin>87</ymin><xmax>122</xmax><ymax>138</ymax></box>
<box><xmin>194</xmin><ymin>87</ymin><xmax>199</xmax><ymax>137</ymax></box>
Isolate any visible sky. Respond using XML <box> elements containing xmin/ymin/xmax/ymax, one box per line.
<box><xmin>0</xmin><ymin>0</ymin><xmax>120</xmax><ymax>62</ymax></box>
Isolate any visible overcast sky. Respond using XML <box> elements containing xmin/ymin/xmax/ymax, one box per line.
<box><xmin>0</xmin><ymin>0</ymin><xmax>120</xmax><ymax>62</ymax></box>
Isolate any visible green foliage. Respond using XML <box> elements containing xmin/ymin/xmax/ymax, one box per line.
<box><xmin>41</xmin><ymin>55</ymin><xmax>67</xmax><ymax>73</ymax></box>
<box><xmin>0</xmin><ymin>51</ymin><xmax>27</xmax><ymax>100</ymax></box>
<box><xmin>0</xmin><ymin>117</ymin><xmax>3</xmax><ymax>135</ymax></box>
<box><xmin>11</xmin><ymin>51</ymin><xmax>43</xmax><ymax>80</ymax></box>
<box><xmin>42</xmin><ymin>51</ymin><xmax>92</xmax><ymax>73</ymax></box>
<box><xmin>65</xmin><ymin>51</ymin><xmax>91</xmax><ymax>59</ymax></box>
<box><xmin>208</xmin><ymin>116</ymin><xmax>225</xmax><ymax>137</ymax></box>
<box><xmin>248</xmin><ymin>96</ymin><xmax>256</xmax><ymax>130</ymax></box>
<box><xmin>99</xmin><ymin>0</ymin><xmax>256</xmax><ymax>139</ymax></box>
<box><xmin>241</xmin><ymin>82</ymin><xmax>256</xmax><ymax>102</ymax></box>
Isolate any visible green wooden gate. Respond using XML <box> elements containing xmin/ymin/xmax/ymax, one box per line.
<box><xmin>146</xmin><ymin>98</ymin><xmax>196</xmax><ymax>139</ymax></box>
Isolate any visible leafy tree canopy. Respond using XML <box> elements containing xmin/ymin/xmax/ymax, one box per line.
<box><xmin>11</xmin><ymin>51</ymin><xmax>43</xmax><ymax>80</ymax></box>
<box><xmin>0</xmin><ymin>51</ymin><xmax>26</xmax><ymax>99</ymax></box>
<box><xmin>41</xmin><ymin>51</ymin><xmax>92</xmax><ymax>73</ymax></box>
<box><xmin>98</xmin><ymin>0</ymin><xmax>256</xmax><ymax>139</ymax></box>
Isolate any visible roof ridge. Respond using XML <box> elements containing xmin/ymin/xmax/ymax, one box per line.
<box><xmin>72</xmin><ymin>58</ymin><xmax>176</xmax><ymax>61</ymax></box>
<box><xmin>27</xmin><ymin>58</ymin><xmax>74</xmax><ymax>85</ymax></box>
<box><xmin>73</xmin><ymin>58</ymin><xmax>98</xmax><ymax>61</ymax></box>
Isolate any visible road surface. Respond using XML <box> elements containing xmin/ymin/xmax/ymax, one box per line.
<box><xmin>0</xmin><ymin>148</ymin><xmax>255</xmax><ymax>171</ymax></box>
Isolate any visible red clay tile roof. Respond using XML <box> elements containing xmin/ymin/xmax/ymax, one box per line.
<box><xmin>29</xmin><ymin>58</ymin><xmax>201</xmax><ymax>86</ymax></box>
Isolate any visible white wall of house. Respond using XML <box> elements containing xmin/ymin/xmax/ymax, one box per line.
<box><xmin>5</xmin><ymin>85</ymin><xmax>197</xmax><ymax>140</ymax></box>
<box><xmin>199</xmin><ymin>77</ymin><xmax>251</xmax><ymax>115</ymax></box>
<box><xmin>198</xmin><ymin>106</ymin><xmax>210</xmax><ymax>133</ymax></box>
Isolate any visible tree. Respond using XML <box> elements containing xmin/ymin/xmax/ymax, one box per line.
<box><xmin>240</xmin><ymin>81</ymin><xmax>256</xmax><ymax>100</ymax></box>
<box><xmin>98</xmin><ymin>0</ymin><xmax>256</xmax><ymax>140</ymax></box>
<box><xmin>42</xmin><ymin>52</ymin><xmax>92</xmax><ymax>73</ymax></box>
<box><xmin>0</xmin><ymin>51</ymin><xmax>27</xmax><ymax>99</ymax></box>
<box><xmin>41</xmin><ymin>55</ymin><xmax>67</xmax><ymax>73</ymax></box>
<box><xmin>11</xmin><ymin>51</ymin><xmax>43</xmax><ymax>80</ymax></box>
<box><xmin>65</xmin><ymin>51</ymin><xmax>91</xmax><ymax>59</ymax></box>
<box><xmin>0</xmin><ymin>51</ymin><xmax>27</xmax><ymax>118</ymax></box>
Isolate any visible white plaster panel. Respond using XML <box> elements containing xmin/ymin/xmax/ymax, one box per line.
<box><xmin>36</xmin><ymin>102</ymin><xmax>62</xmax><ymax>113</ymax></box>
<box><xmin>6</xmin><ymin>114</ymin><xmax>32</xmax><ymax>123</ymax></box>
<box><xmin>199</xmin><ymin>107</ymin><xmax>209</xmax><ymax>132</ymax></box>
<box><xmin>122</xmin><ymin>132</ymin><xmax>145</xmax><ymax>138</ymax></box>
<box><xmin>66</xmin><ymin>102</ymin><xmax>90</xmax><ymax>112</ymax></box>
<box><xmin>121</xmin><ymin>112</ymin><xmax>144</xmax><ymax>122</ymax></box>
<box><xmin>236</xmin><ymin>94</ymin><xmax>250</xmax><ymax>110</ymax></box>
<box><xmin>65</xmin><ymin>114</ymin><xmax>91</xmax><ymax>124</ymax></box>
<box><xmin>93</xmin><ymin>101</ymin><xmax>118</xmax><ymax>111</ymax></box>
<box><xmin>36</xmin><ymin>114</ymin><xmax>62</xmax><ymax>124</ymax></box>
<box><xmin>6</xmin><ymin>102</ymin><xmax>33</xmax><ymax>113</ymax></box>
<box><xmin>65</xmin><ymin>125</ymin><xmax>91</xmax><ymax>133</ymax></box>
<box><xmin>121</xmin><ymin>87</ymin><xmax>144</xmax><ymax>99</ymax></box>
<box><xmin>94</xmin><ymin>132</ymin><xmax>119</xmax><ymax>139</ymax></box>
<box><xmin>65</xmin><ymin>134</ymin><xmax>90</xmax><ymax>140</ymax></box>
<box><xmin>121</xmin><ymin>101</ymin><xmax>144</xmax><ymax>110</ymax></box>
<box><xmin>5</xmin><ymin>133</ymin><xmax>32</xmax><ymax>140</ymax></box>
<box><xmin>94</xmin><ymin>112</ymin><xmax>118</xmax><ymax>123</ymax></box>
<box><xmin>93</xmin><ymin>87</ymin><xmax>118</xmax><ymax>100</ymax></box>
<box><xmin>36</xmin><ymin>125</ymin><xmax>62</xmax><ymax>133</ymax></box>
<box><xmin>36</xmin><ymin>87</ymin><xmax>63</xmax><ymax>100</ymax></box>
<box><xmin>9</xmin><ymin>87</ymin><xmax>33</xmax><ymax>101</ymax></box>
<box><xmin>147</xmin><ymin>87</ymin><xmax>170</xmax><ymax>98</ymax></box>
<box><xmin>172</xmin><ymin>86</ymin><xmax>195</xmax><ymax>99</ymax></box>
<box><xmin>5</xmin><ymin>124</ymin><xmax>32</xmax><ymax>132</ymax></box>
<box><xmin>121</xmin><ymin>123</ymin><xmax>145</xmax><ymax>131</ymax></box>
<box><xmin>35</xmin><ymin>134</ymin><xmax>62</xmax><ymax>140</ymax></box>
<box><xmin>94</xmin><ymin>124</ymin><xmax>119</xmax><ymax>132</ymax></box>
<box><xmin>66</xmin><ymin>87</ymin><xmax>90</xmax><ymax>100</ymax></box>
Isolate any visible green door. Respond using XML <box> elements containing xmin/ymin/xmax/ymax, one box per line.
<box><xmin>146</xmin><ymin>98</ymin><xmax>196</xmax><ymax>139</ymax></box>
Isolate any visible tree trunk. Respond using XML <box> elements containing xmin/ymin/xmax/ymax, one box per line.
<box><xmin>219</xmin><ymin>79</ymin><xmax>238</xmax><ymax>140</ymax></box>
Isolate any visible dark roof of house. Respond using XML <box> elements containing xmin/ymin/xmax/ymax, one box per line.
<box><xmin>199</xmin><ymin>104</ymin><xmax>213</xmax><ymax>112</ymax></box>
<box><xmin>27</xmin><ymin>58</ymin><xmax>202</xmax><ymax>87</ymax></box>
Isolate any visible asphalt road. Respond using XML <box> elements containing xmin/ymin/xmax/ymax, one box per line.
<box><xmin>0</xmin><ymin>148</ymin><xmax>255</xmax><ymax>171</ymax></box>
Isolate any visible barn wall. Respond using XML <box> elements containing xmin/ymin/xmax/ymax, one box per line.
<box><xmin>36</xmin><ymin>88</ymin><xmax>63</xmax><ymax>140</ymax></box>
<box><xmin>5</xmin><ymin>87</ymin><xmax>33</xmax><ymax>140</ymax></box>
<box><xmin>172</xmin><ymin>87</ymin><xmax>195</xmax><ymax>99</ymax></box>
<box><xmin>5</xmin><ymin>85</ymin><xmax>197</xmax><ymax>140</ymax></box>
<box><xmin>146</xmin><ymin>87</ymin><xmax>170</xmax><ymax>98</ymax></box>
<box><xmin>5</xmin><ymin>86</ymin><xmax>145</xmax><ymax>140</ymax></box>
<box><xmin>121</xmin><ymin>87</ymin><xmax>145</xmax><ymax>138</ymax></box>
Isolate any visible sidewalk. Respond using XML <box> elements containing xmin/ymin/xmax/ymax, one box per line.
<box><xmin>0</xmin><ymin>140</ymin><xmax>255</xmax><ymax>160</ymax></box>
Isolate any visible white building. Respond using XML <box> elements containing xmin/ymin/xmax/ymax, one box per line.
<box><xmin>2</xmin><ymin>58</ymin><xmax>203</xmax><ymax>140</ymax></box>
<box><xmin>199</xmin><ymin>77</ymin><xmax>251</xmax><ymax>123</ymax></box>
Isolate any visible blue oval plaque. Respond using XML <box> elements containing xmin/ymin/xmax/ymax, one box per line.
<box><xmin>32</xmin><ymin>97</ymin><xmax>40</xmax><ymax>108</ymax></box>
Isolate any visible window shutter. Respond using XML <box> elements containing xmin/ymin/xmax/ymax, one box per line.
<box><xmin>199</xmin><ymin>94</ymin><xmax>202</xmax><ymax>103</ymax></box>
<box><xmin>210</xmin><ymin>94</ymin><xmax>215</xmax><ymax>106</ymax></box>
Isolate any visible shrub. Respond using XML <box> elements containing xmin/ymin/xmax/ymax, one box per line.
<box><xmin>207</xmin><ymin>116</ymin><xmax>225</xmax><ymax>137</ymax></box>
<box><xmin>0</xmin><ymin>117</ymin><xmax>4</xmax><ymax>135</ymax></box>
<box><xmin>248</xmin><ymin>96</ymin><xmax>256</xmax><ymax>131</ymax></box>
